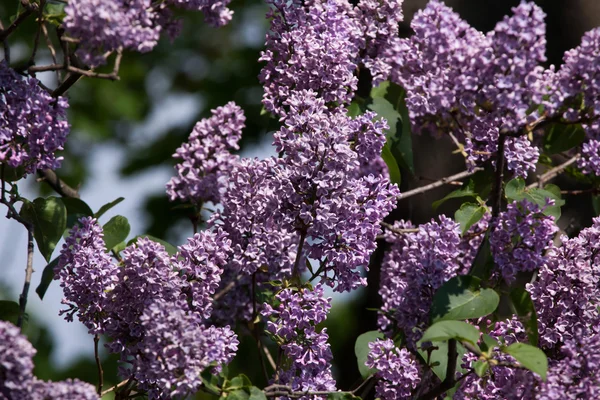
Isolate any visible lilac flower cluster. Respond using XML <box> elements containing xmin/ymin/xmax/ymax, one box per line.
<box><xmin>0</xmin><ymin>62</ymin><xmax>69</xmax><ymax>174</ymax></box>
<box><xmin>526</xmin><ymin>217</ymin><xmax>600</xmax><ymax>350</ymax></box>
<box><xmin>378</xmin><ymin>216</ymin><xmax>462</xmax><ymax>347</ymax></box>
<box><xmin>0</xmin><ymin>320</ymin><xmax>99</xmax><ymax>400</ymax></box>
<box><xmin>262</xmin><ymin>285</ymin><xmax>337</xmax><ymax>396</ymax></box>
<box><xmin>490</xmin><ymin>199</ymin><xmax>557</xmax><ymax>283</ymax></box>
<box><xmin>64</xmin><ymin>0</ymin><xmax>233</xmax><ymax>67</ymax></box>
<box><xmin>259</xmin><ymin>0</ymin><xmax>362</xmax><ymax>116</ymax></box>
<box><xmin>166</xmin><ymin>102</ymin><xmax>245</xmax><ymax>205</ymax></box>
<box><xmin>56</xmin><ymin>218</ymin><xmax>238</xmax><ymax>398</ymax></box>
<box><xmin>365</xmin><ymin>338</ymin><xmax>420</xmax><ymax>399</ymax></box>
<box><xmin>388</xmin><ymin>1</ymin><xmax>545</xmax><ymax>177</ymax></box>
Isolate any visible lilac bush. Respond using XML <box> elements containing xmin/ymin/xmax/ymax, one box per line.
<box><xmin>2</xmin><ymin>0</ymin><xmax>600</xmax><ymax>398</ymax></box>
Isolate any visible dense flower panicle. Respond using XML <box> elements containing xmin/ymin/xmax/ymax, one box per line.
<box><xmin>259</xmin><ymin>0</ymin><xmax>362</xmax><ymax>116</ymax></box>
<box><xmin>32</xmin><ymin>379</ymin><xmax>99</xmax><ymax>400</ymax></box>
<box><xmin>580</xmin><ymin>139</ymin><xmax>600</xmax><ymax>176</ymax></box>
<box><xmin>490</xmin><ymin>200</ymin><xmax>557</xmax><ymax>283</ymax></box>
<box><xmin>355</xmin><ymin>0</ymin><xmax>404</xmax><ymax>84</ymax></box>
<box><xmin>378</xmin><ymin>216</ymin><xmax>461</xmax><ymax>346</ymax></box>
<box><xmin>56</xmin><ymin>217</ymin><xmax>119</xmax><ymax>334</ymax></box>
<box><xmin>168</xmin><ymin>0</ymin><xmax>234</xmax><ymax>26</ymax></box>
<box><xmin>365</xmin><ymin>339</ymin><xmax>420</xmax><ymax>399</ymax></box>
<box><xmin>166</xmin><ymin>102</ymin><xmax>245</xmax><ymax>204</ymax></box>
<box><xmin>0</xmin><ymin>321</ymin><xmax>36</xmax><ymax>399</ymax></box>
<box><xmin>262</xmin><ymin>285</ymin><xmax>336</xmax><ymax>397</ymax></box>
<box><xmin>135</xmin><ymin>300</ymin><xmax>239</xmax><ymax>399</ymax></box>
<box><xmin>527</xmin><ymin>217</ymin><xmax>600</xmax><ymax>350</ymax></box>
<box><xmin>537</xmin><ymin>330</ymin><xmax>600</xmax><ymax>399</ymax></box>
<box><xmin>172</xmin><ymin>229</ymin><xmax>231</xmax><ymax>318</ymax></box>
<box><xmin>0</xmin><ymin>63</ymin><xmax>69</xmax><ymax>173</ymax></box>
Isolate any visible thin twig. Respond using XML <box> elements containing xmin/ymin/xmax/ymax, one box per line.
<box><xmin>0</xmin><ymin>0</ymin><xmax>38</xmax><ymax>42</ymax></box>
<box><xmin>37</xmin><ymin>169</ymin><xmax>80</xmax><ymax>198</ymax></box>
<box><xmin>17</xmin><ymin>229</ymin><xmax>34</xmax><ymax>328</ymax></box>
<box><xmin>0</xmin><ymin>20</ymin><xmax>9</xmax><ymax>63</ymax></box>
<box><xmin>418</xmin><ymin>339</ymin><xmax>458</xmax><ymax>400</ymax></box>
<box><xmin>94</xmin><ymin>334</ymin><xmax>104</xmax><ymax>395</ymax></box>
<box><xmin>26</xmin><ymin>0</ymin><xmax>45</xmax><ymax>68</ymax></box>
<box><xmin>397</xmin><ymin>168</ymin><xmax>483</xmax><ymax>201</ymax></box>
<box><xmin>380</xmin><ymin>221</ymin><xmax>419</xmax><ymax>235</ymax></box>
<box><xmin>528</xmin><ymin>154</ymin><xmax>581</xmax><ymax>189</ymax></box>
<box><xmin>101</xmin><ymin>379</ymin><xmax>131</xmax><ymax>396</ymax></box>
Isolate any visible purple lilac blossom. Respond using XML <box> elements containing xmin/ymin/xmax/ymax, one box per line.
<box><xmin>259</xmin><ymin>0</ymin><xmax>362</xmax><ymax>117</ymax></box>
<box><xmin>55</xmin><ymin>217</ymin><xmax>119</xmax><ymax>335</ymax></box>
<box><xmin>166</xmin><ymin>101</ymin><xmax>245</xmax><ymax>205</ymax></box>
<box><xmin>537</xmin><ymin>330</ymin><xmax>600</xmax><ymax>399</ymax></box>
<box><xmin>0</xmin><ymin>321</ymin><xmax>36</xmax><ymax>399</ymax></box>
<box><xmin>490</xmin><ymin>199</ymin><xmax>557</xmax><ymax>283</ymax></box>
<box><xmin>168</xmin><ymin>0</ymin><xmax>234</xmax><ymax>26</ymax></box>
<box><xmin>0</xmin><ymin>62</ymin><xmax>69</xmax><ymax>174</ymax></box>
<box><xmin>378</xmin><ymin>216</ymin><xmax>462</xmax><ymax>347</ymax></box>
<box><xmin>365</xmin><ymin>339</ymin><xmax>420</xmax><ymax>399</ymax></box>
<box><xmin>557</xmin><ymin>28</ymin><xmax>600</xmax><ymax>175</ymax></box>
<box><xmin>355</xmin><ymin>0</ymin><xmax>404</xmax><ymax>84</ymax></box>
<box><xmin>388</xmin><ymin>1</ymin><xmax>546</xmax><ymax>177</ymax></box>
<box><xmin>32</xmin><ymin>379</ymin><xmax>99</xmax><ymax>400</ymax></box>
<box><xmin>135</xmin><ymin>300</ymin><xmax>239</xmax><ymax>399</ymax></box>
<box><xmin>262</xmin><ymin>285</ymin><xmax>336</xmax><ymax>397</ymax></box>
<box><xmin>274</xmin><ymin>91</ymin><xmax>399</xmax><ymax>292</ymax></box>
<box><xmin>527</xmin><ymin>217</ymin><xmax>600</xmax><ymax>350</ymax></box>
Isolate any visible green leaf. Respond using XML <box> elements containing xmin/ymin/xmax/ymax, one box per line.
<box><xmin>127</xmin><ymin>235</ymin><xmax>178</xmax><ymax>255</ymax></box>
<box><xmin>354</xmin><ymin>330</ymin><xmax>385</xmax><ymax>378</ymax></box>
<box><xmin>1</xmin><ymin>165</ymin><xmax>26</xmax><ymax>182</ymax></box>
<box><xmin>480</xmin><ymin>334</ymin><xmax>499</xmax><ymax>355</ymax></box>
<box><xmin>543</xmin><ymin>123</ymin><xmax>585</xmax><ymax>155</ymax></box>
<box><xmin>327</xmin><ymin>393</ymin><xmax>360</xmax><ymax>399</ymax></box>
<box><xmin>432</xmin><ymin>180</ymin><xmax>478</xmax><ymax>210</ymax></box>
<box><xmin>473</xmin><ymin>360</ymin><xmax>490</xmax><ymax>377</ymax></box>
<box><xmin>94</xmin><ymin>197</ymin><xmax>125</xmax><ymax>219</ymax></box>
<box><xmin>381</xmin><ymin>143</ymin><xmax>401</xmax><ymax>185</ymax></box>
<box><xmin>386</xmin><ymin>83</ymin><xmax>415</xmax><ymax>173</ymax></box>
<box><xmin>0</xmin><ymin>300</ymin><xmax>20</xmax><ymax>324</ymax></box>
<box><xmin>347</xmin><ymin>101</ymin><xmax>363</xmax><ymax>117</ymax></box>
<box><xmin>468</xmin><ymin>234</ymin><xmax>495</xmax><ymax>280</ymax></box>
<box><xmin>35</xmin><ymin>258</ymin><xmax>59</xmax><ymax>300</ymax></box>
<box><xmin>226</xmin><ymin>374</ymin><xmax>252</xmax><ymax>390</ymax></box>
<box><xmin>455</xmin><ymin>203</ymin><xmax>487</xmax><ymax>234</ymax></box>
<box><xmin>62</xmin><ymin>198</ymin><xmax>94</xmax><ymax>229</ymax></box>
<box><xmin>503</xmin><ymin>343</ymin><xmax>548</xmax><ymax>380</ymax></box>
<box><xmin>20</xmin><ymin>197</ymin><xmax>67</xmax><ymax>262</ymax></box>
<box><xmin>509</xmin><ymin>287</ymin><xmax>539</xmax><ymax>346</ymax></box>
<box><xmin>227</xmin><ymin>390</ymin><xmax>250</xmax><ymax>400</ymax></box>
<box><xmin>417</xmin><ymin>340</ymin><xmax>467</xmax><ymax>381</ymax></box>
<box><xmin>420</xmin><ymin>321</ymin><xmax>480</xmax><ymax>345</ymax></box>
<box><xmin>504</xmin><ymin>178</ymin><xmax>565</xmax><ymax>219</ymax></box>
<box><xmin>593</xmin><ymin>196</ymin><xmax>600</xmax><ymax>216</ymax></box>
<box><xmin>430</xmin><ymin>275</ymin><xmax>500</xmax><ymax>323</ymax></box>
<box><xmin>102</xmin><ymin>215</ymin><xmax>130</xmax><ymax>251</ymax></box>
<box><xmin>368</xmin><ymin>97</ymin><xmax>401</xmax><ymax>141</ymax></box>
<box><xmin>200</xmin><ymin>369</ymin><xmax>222</xmax><ymax>395</ymax></box>
<box><xmin>370</xmin><ymin>81</ymin><xmax>390</xmax><ymax>99</ymax></box>
<box><xmin>249</xmin><ymin>387</ymin><xmax>267</xmax><ymax>400</ymax></box>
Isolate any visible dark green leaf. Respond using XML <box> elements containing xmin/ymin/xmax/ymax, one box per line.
<box><xmin>1</xmin><ymin>165</ymin><xmax>26</xmax><ymax>182</ymax></box>
<box><xmin>503</xmin><ymin>343</ymin><xmax>548</xmax><ymax>380</ymax></box>
<box><xmin>20</xmin><ymin>197</ymin><xmax>67</xmax><ymax>262</ymax></box>
<box><xmin>385</xmin><ymin>83</ymin><xmax>415</xmax><ymax>173</ymax></box>
<box><xmin>0</xmin><ymin>300</ymin><xmax>20</xmax><ymax>324</ymax></box>
<box><xmin>417</xmin><ymin>341</ymin><xmax>467</xmax><ymax>381</ymax></box>
<box><xmin>368</xmin><ymin>97</ymin><xmax>401</xmax><ymax>141</ymax></box>
<box><xmin>227</xmin><ymin>390</ymin><xmax>250</xmax><ymax>400</ymax></box>
<box><xmin>62</xmin><ymin>198</ymin><xmax>94</xmax><ymax>229</ymax></box>
<box><xmin>35</xmin><ymin>258</ymin><xmax>59</xmax><ymax>300</ymax></box>
<box><xmin>455</xmin><ymin>203</ymin><xmax>487</xmax><ymax>234</ymax></box>
<box><xmin>370</xmin><ymin>81</ymin><xmax>390</xmax><ymax>99</ymax></box>
<box><xmin>94</xmin><ymin>197</ymin><xmax>125</xmax><ymax>219</ymax></box>
<box><xmin>480</xmin><ymin>334</ymin><xmax>499</xmax><ymax>354</ymax></box>
<box><xmin>381</xmin><ymin>143</ymin><xmax>401</xmax><ymax>185</ymax></box>
<box><xmin>102</xmin><ymin>215</ymin><xmax>130</xmax><ymax>251</ymax></box>
<box><xmin>509</xmin><ymin>287</ymin><xmax>539</xmax><ymax>346</ymax></box>
<box><xmin>432</xmin><ymin>180</ymin><xmax>478</xmax><ymax>210</ymax></box>
<box><xmin>347</xmin><ymin>101</ymin><xmax>363</xmax><ymax>117</ymax></box>
<box><xmin>593</xmin><ymin>196</ymin><xmax>600</xmax><ymax>216</ymax></box>
<box><xmin>504</xmin><ymin>178</ymin><xmax>564</xmax><ymax>219</ymax></box>
<box><xmin>249</xmin><ymin>387</ymin><xmax>267</xmax><ymax>400</ymax></box>
<box><xmin>543</xmin><ymin>123</ymin><xmax>585</xmax><ymax>155</ymax></box>
<box><xmin>354</xmin><ymin>330</ymin><xmax>385</xmax><ymax>378</ymax></box>
<box><xmin>468</xmin><ymin>234</ymin><xmax>495</xmax><ymax>280</ymax></box>
<box><xmin>127</xmin><ymin>235</ymin><xmax>178</xmax><ymax>255</ymax></box>
<box><xmin>420</xmin><ymin>321</ymin><xmax>479</xmax><ymax>345</ymax></box>
<box><xmin>227</xmin><ymin>374</ymin><xmax>252</xmax><ymax>390</ymax></box>
<box><xmin>473</xmin><ymin>360</ymin><xmax>489</xmax><ymax>377</ymax></box>
<box><xmin>430</xmin><ymin>275</ymin><xmax>500</xmax><ymax>323</ymax></box>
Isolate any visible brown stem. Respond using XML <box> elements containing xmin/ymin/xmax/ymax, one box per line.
<box><xmin>418</xmin><ymin>339</ymin><xmax>458</xmax><ymax>400</ymax></box>
<box><xmin>37</xmin><ymin>169</ymin><xmax>80</xmax><ymax>198</ymax></box>
<box><xmin>0</xmin><ymin>0</ymin><xmax>37</xmax><ymax>42</ymax></box>
<box><xmin>397</xmin><ymin>168</ymin><xmax>483</xmax><ymax>201</ymax></box>
<box><xmin>528</xmin><ymin>154</ymin><xmax>581</xmax><ymax>189</ymax></box>
<box><xmin>17</xmin><ymin>229</ymin><xmax>34</xmax><ymax>328</ymax></box>
<box><xmin>94</xmin><ymin>334</ymin><xmax>104</xmax><ymax>395</ymax></box>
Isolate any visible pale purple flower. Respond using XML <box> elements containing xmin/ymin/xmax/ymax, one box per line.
<box><xmin>0</xmin><ymin>321</ymin><xmax>36</xmax><ymax>399</ymax></box>
<box><xmin>32</xmin><ymin>379</ymin><xmax>99</xmax><ymax>400</ymax></box>
<box><xmin>365</xmin><ymin>339</ymin><xmax>420</xmax><ymax>399</ymax></box>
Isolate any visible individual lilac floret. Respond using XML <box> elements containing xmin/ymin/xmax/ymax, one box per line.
<box><xmin>64</xmin><ymin>0</ymin><xmax>164</xmax><ymax>67</ymax></box>
<box><xmin>579</xmin><ymin>139</ymin><xmax>600</xmax><ymax>176</ymax></box>
<box><xmin>527</xmin><ymin>217</ymin><xmax>600</xmax><ymax>350</ymax></box>
<box><xmin>32</xmin><ymin>378</ymin><xmax>99</xmax><ymax>400</ymax></box>
<box><xmin>172</xmin><ymin>229</ymin><xmax>231</xmax><ymax>319</ymax></box>
<box><xmin>378</xmin><ymin>216</ymin><xmax>461</xmax><ymax>347</ymax></box>
<box><xmin>259</xmin><ymin>0</ymin><xmax>362</xmax><ymax>116</ymax></box>
<box><xmin>490</xmin><ymin>199</ymin><xmax>557</xmax><ymax>283</ymax></box>
<box><xmin>0</xmin><ymin>62</ymin><xmax>69</xmax><ymax>174</ymax></box>
<box><xmin>0</xmin><ymin>321</ymin><xmax>36</xmax><ymax>399</ymax></box>
<box><xmin>135</xmin><ymin>300</ymin><xmax>239</xmax><ymax>399</ymax></box>
<box><xmin>105</xmin><ymin>237</ymin><xmax>182</xmax><ymax>355</ymax></box>
<box><xmin>168</xmin><ymin>0</ymin><xmax>234</xmax><ymax>26</ymax></box>
<box><xmin>355</xmin><ymin>0</ymin><xmax>404</xmax><ymax>84</ymax></box>
<box><xmin>537</xmin><ymin>330</ymin><xmax>600</xmax><ymax>399</ymax></box>
<box><xmin>166</xmin><ymin>102</ymin><xmax>245</xmax><ymax>205</ymax></box>
<box><xmin>56</xmin><ymin>217</ymin><xmax>119</xmax><ymax>335</ymax></box>
<box><xmin>365</xmin><ymin>339</ymin><xmax>420</xmax><ymax>399</ymax></box>
<box><xmin>261</xmin><ymin>285</ymin><xmax>337</xmax><ymax>396</ymax></box>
